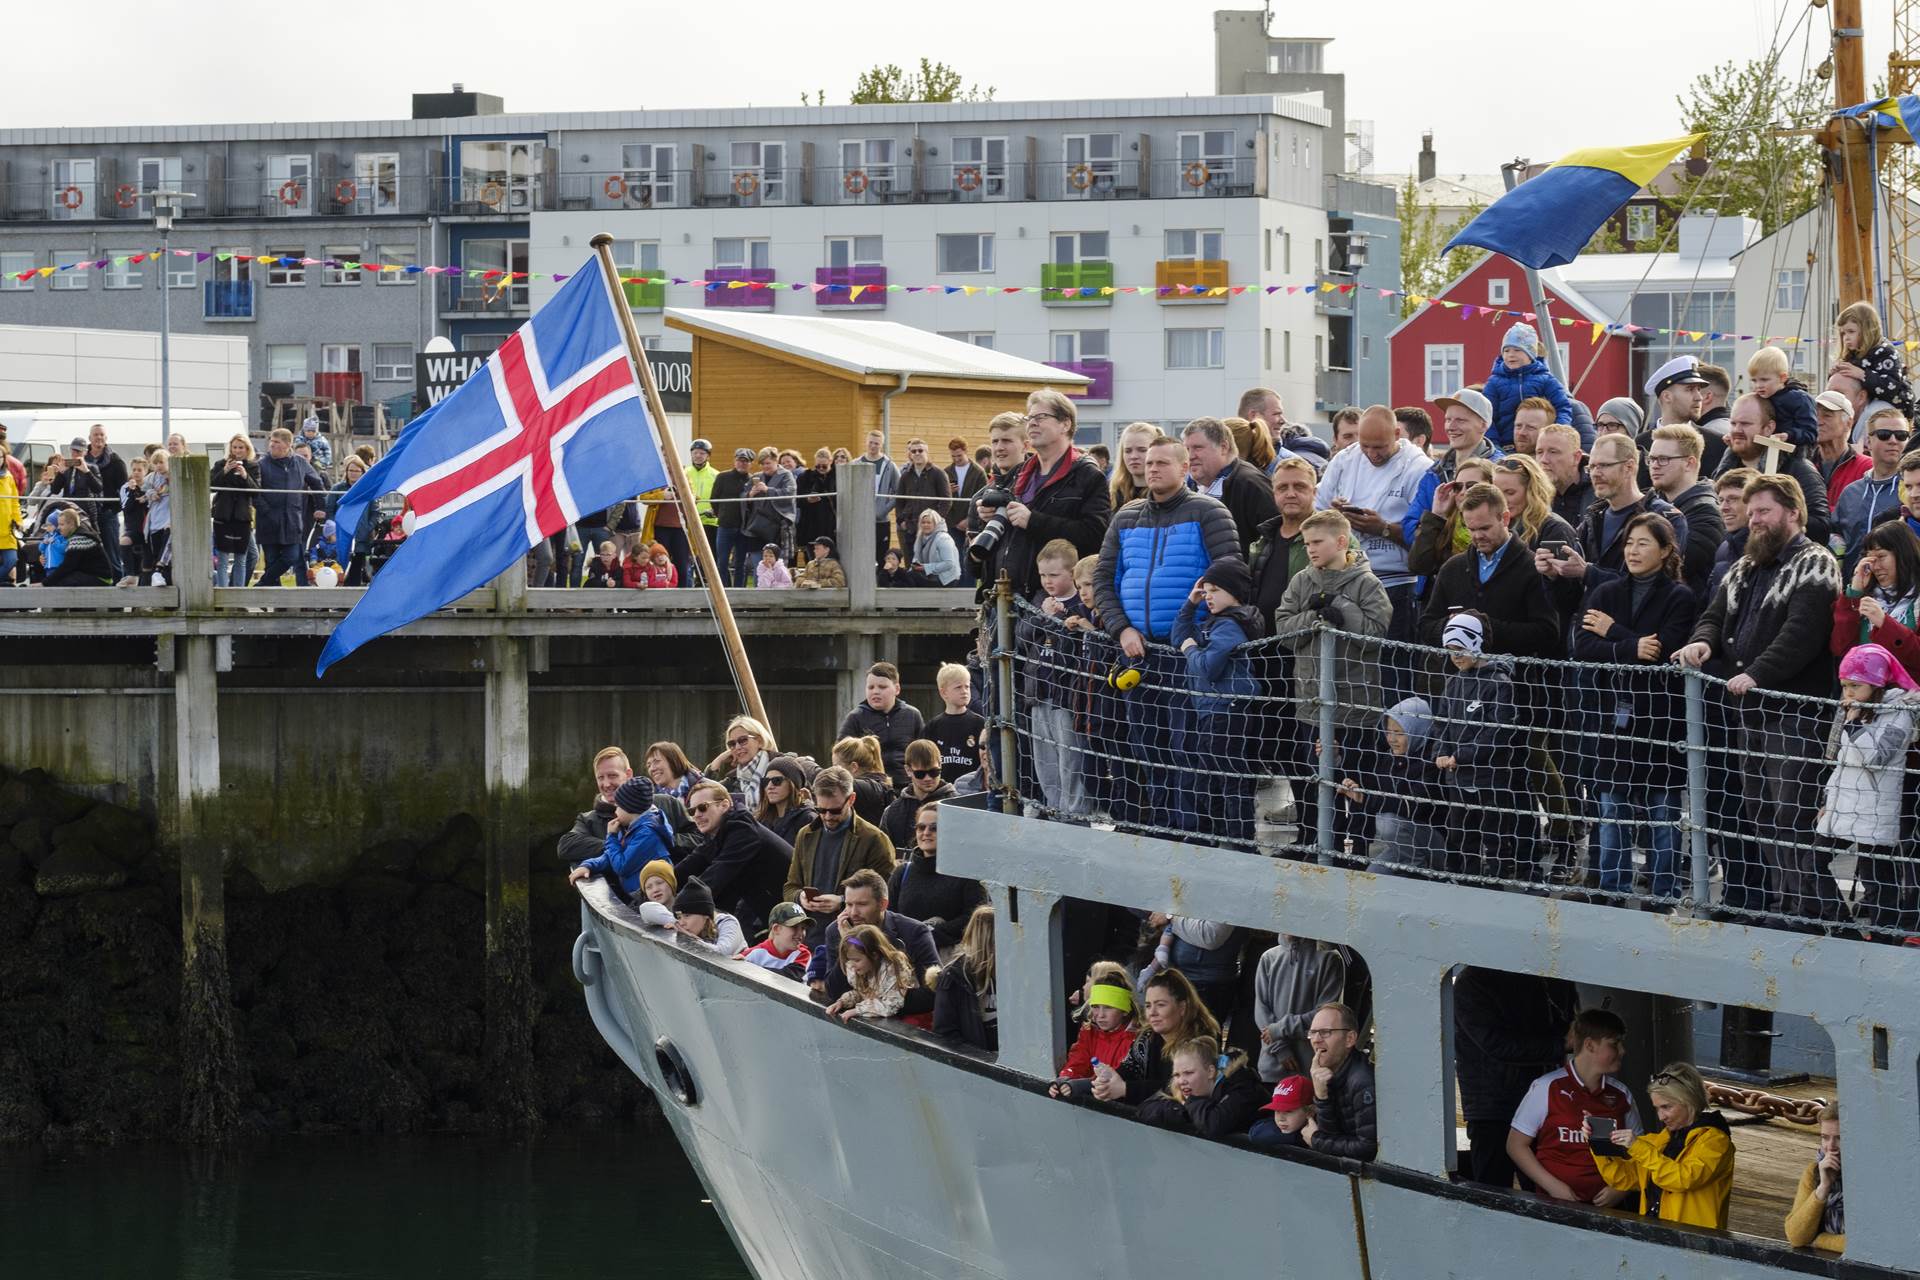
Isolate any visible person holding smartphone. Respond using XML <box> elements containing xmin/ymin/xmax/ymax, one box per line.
<box><xmin>1506</xmin><ymin>1008</ymin><xmax>1639</xmax><ymax>1205</ymax></box>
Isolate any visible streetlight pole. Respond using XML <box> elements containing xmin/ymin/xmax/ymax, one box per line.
<box><xmin>143</xmin><ymin>189</ymin><xmax>194</xmax><ymax>445</ymax></box>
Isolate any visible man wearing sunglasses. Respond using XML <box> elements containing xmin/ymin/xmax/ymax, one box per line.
<box><xmin>674</xmin><ymin>780</ymin><xmax>792</xmax><ymax>935</ymax></box>
<box><xmin>880</xmin><ymin>740</ymin><xmax>957</xmax><ymax>855</ymax></box>
<box><xmin>783</xmin><ymin>765</ymin><xmax>897</xmax><ymax>940</ymax></box>
<box><xmin>1836</xmin><ymin>408</ymin><xmax>1913</xmax><ymax>570</ymax></box>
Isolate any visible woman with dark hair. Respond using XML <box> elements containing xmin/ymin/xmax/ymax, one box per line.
<box><xmin>796</xmin><ymin>448</ymin><xmax>837</xmax><ymax>561</ymax></box>
<box><xmin>1570</xmin><ymin>513</ymin><xmax>1701</xmax><ymax>903</ymax></box>
<box><xmin>887</xmin><ymin>799</ymin><xmax>986</xmax><ymax>953</ymax></box>
<box><xmin>1088</xmin><ymin>968</ymin><xmax>1222</xmax><ymax>1107</ymax></box>
<box><xmin>754</xmin><ymin>755</ymin><xmax>817</xmax><ymax>846</ymax></box>
<box><xmin>1833</xmin><ymin>520</ymin><xmax>1920</xmax><ymax>669</ymax></box>
<box><xmin>644</xmin><ymin>740</ymin><xmax>704</xmax><ymax>799</ymax></box>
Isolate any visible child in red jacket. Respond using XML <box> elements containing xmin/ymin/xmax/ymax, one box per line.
<box><xmin>626</xmin><ymin>541</ymin><xmax>678</xmax><ymax>588</ymax></box>
<box><xmin>1049</xmin><ymin>964</ymin><xmax>1139</xmax><ymax>1095</ymax></box>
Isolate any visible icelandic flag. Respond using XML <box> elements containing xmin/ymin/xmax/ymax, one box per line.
<box><xmin>317</xmin><ymin>261</ymin><xmax>667</xmax><ymax>675</ymax></box>
<box><xmin>1444</xmin><ymin>134</ymin><xmax>1705</xmax><ymax>270</ymax></box>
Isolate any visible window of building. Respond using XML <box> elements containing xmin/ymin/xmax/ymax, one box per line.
<box><xmin>1426</xmin><ymin>344</ymin><xmax>1464</xmax><ymax>398</ymax></box>
<box><xmin>460</xmin><ymin>239</ymin><xmax>528</xmax><ymax>305</ymax></box>
<box><xmin>322</xmin><ymin>245</ymin><xmax>360</xmax><ymax>286</ymax></box>
<box><xmin>729</xmin><ymin>141</ymin><xmax>786</xmax><ymax>204</ymax></box>
<box><xmin>51</xmin><ymin>158</ymin><xmax>95</xmax><ymax>220</ymax></box>
<box><xmin>1051</xmin><ymin>231</ymin><xmax>1110</xmax><ymax>265</ymax></box>
<box><xmin>1625</xmin><ymin>204</ymin><xmax>1657</xmax><ymax>244</ymax></box>
<box><xmin>462</xmin><ymin>140</ymin><xmax>542</xmax><ymax>211</ymax></box>
<box><xmin>1283</xmin><ymin>231</ymin><xmax>1292</xmax><ymax>273</ymax></box>
<box><xmin>320</xmin><ymin>343</ymin><xmax>362</xmax><ymax>375</ymax></box>
<box><xmin>1164</xmin><ymin>229</ymin><xmax>1224</xmax><ymax>262</ymax></box>
<box><xmin>372</xmin><ymin>344</ymin><xmax>412</xmax><ymax>381</ymax></box>
<box><xmin>52</xmin><ymin>250</ymin><xmax>87</xmax><ymax>289</ymax></box>
<box><xmin>937</xmin><ymin>233</ymin><xmax>995</xmax><ymax>273</ymax></box>
<box><xmin>1314</xmin><ymin>238</ymin><xmax>1324</xmax><ymax>273</ymax></box>
<box><xmin>826</xmin><ymin>235</ymin><xmax>884</xmax><ymax>268</ymax></box>
<box><xmin>1264</xmin><ymin>230</ymin><xmax>1273</xmax><ymax>271</ymax></box>
<box><xmin>353</xmin><ymin>152</ymin><xmax>400</xmax><ymax>214</ymax></box>
<box><xmin>1264</xmin><ymin>327</ymin><xmax>1272</xmax><ymax>371</ymax></box>
<box><xmin>1488</xmin><ymin>278</ymin><xmax>1510</xmax><ymax>306</ymax></box>
<box><xmin>461</xmin><ymin>333</ymin><xmax>508</xmax><ymax>354</ymax></box>
<box><xmin>1360</xmin><ymin>334</ymin><xmax>1372</xmax><ymax>361</ymax></box>
<box><xmin>621</xmin><ymin>143</ymin><xmax>678</xmax><ymax>207</ymax></box>
<box><xmin>1175</xmin><ymin>130</ymin><xmax>1235</xmax><ymax>191</ymax></box>
<box><xmin>839</xmin><ymin>139</ymin><xmax>896</xmax><ymax>198</ymax></box>
<box><xmin>950</xmin><ymin>136</ymin><xmax>1008</xmax><ymax>198</ymax></box>
<box><xmin>266</xmin><ymin>248</ymin><xmax>305</xmax><ymax>287</ymax></box>
<box><xmin>1061</xmin><ymin>133</ymin><xmax>1120</xmax><ymax>195</ymax></box>
<box><xmin>1776</xmin><ymin>268</ymin><xmax>1808</xmax><ymax>311</ymax></box>
<box><xmin>105</xmin><ymin>254</ymin><xmax>142</xmax><ymax>289</ymax></box>
<box><xmin>1283</xmin><ymin>330</ymin><xmax>1292</xmax><ymax>372</ymax></box>
<box><xmin>937</xmin><ymin>331</ymin><xmax>994</xmax><ymax>349</ymax></box>
<box><xmin>1166</xmin><ymin>328</ymin><xmax>1225</xmax><ymax>369</ymax></box>
<box><xmin>167</xmin><ymin>252</ymin><xmax>195</xmax><ymax>289</ymax></box>
<box><xmin>267</xmin><ymin>154</ymin><xmax>311</xmax><ymax>214</ymax></box>
<box><xmin>137</xmin><ymin>156</ymin><xmax>182</xmax><ymax>195</ymax></box>
<box><xmin>376</xmin><ymin>244</ymin><xmax>417</xmax><ymax>284</ymax></box>
<box><xmin>612</xmin><ymin>239</ymin><xmax>661</xmax><ymax>275</ymax></box>
<box><xmin>1314</xmin><ymin>334</ymin><xmax>1324</xmax><ymax>368</ymax></box>
<box><xmin>1051</xmin><ymin>329</ymin><xmax>1110</xmax><ymax>363</ymax></box>
<box><xmin>713</xmin><ymin>237</ymin><xmax>771</xmax><ymax>271</ymax></box>
<box><xmin>0</xmin><ymin>251</ymin><xmax>31</xmax><ymax>291</ymax></box>
<box><xmin>267</xmin><ymin>344</ymin><xmax>308</xmax><ymax>383</ymax></box>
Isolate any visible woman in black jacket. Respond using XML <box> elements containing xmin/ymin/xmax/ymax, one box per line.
<box><xmin>753</xmin><ymin>755</ymin><xmax>817</xmax><ymax>847</ymax></box>
<box><xmin>212</xmin><ymin>444</ymin><xmax>260</xmax><ymax>586</ymax></box>
<box><xmin>1569</xmin><ymin>513</ymin><xmax>1700</xmax><ymax>903</ymax></box>
<box><xmin>795</xmin><ymin>449</ymin><xmax>837</xmax><ymax>559</ymax></box>
<box><xmin>886</xmin><ymin>799</ymin><xmax>986</xmax><ymax>951</ymax></box>
<box><xmin>1136</xmin><ymin>1039</ymin><xmax>1267</xmax><ymax>1137</ymax></box>
<box><xmin>674</xmin><ymin>782</ymin><xmax>792</xmax><ymax>934</ymax></box>
<box><xmin>932</xmin><ymin>904</ymin><xmax>997</xmax><ymax>1051</ymax></box>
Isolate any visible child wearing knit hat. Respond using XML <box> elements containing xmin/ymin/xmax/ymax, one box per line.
<box><xmin>1170</xmin><ymin>558</ymin><xmax>1267</xmax><ymax>842</ymax></box>
<box><xmin>1483</xmin><ymin>321</ymin><xmax>1575</xmax><ymax>451</ymax></box>
<box><xmin>567</xmin><ymin>775</ymin><xmax>672</xmax><ymax>897</ymax></box>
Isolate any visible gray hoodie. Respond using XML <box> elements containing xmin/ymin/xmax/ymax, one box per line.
<box><xmin>1252</xmin><ymin>936</ymin><xmax>1349</xmax><ymax>1083</ymax></box>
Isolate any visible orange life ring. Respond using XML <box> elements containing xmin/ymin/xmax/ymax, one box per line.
<box><xmin>334</xmin><ymin>178</ymin><xmax>358</xmax><ymax>205</ymax></box>
<box><xmin>478</xmin><ymin>181</ymin><xmax>505</xmax><ymax>209</ymax></box>
<box><xmin>733</xmin><ymin>171</ymin><xmax>760</xmax><ymax>198</ymax></box>
<box><xmin>955</xmin><ymin>166</ymin><xmax>982</xmax><ymax>192</ymax></box>
<box><xmin>843</xmin><ymin>168</ymin><xmax>869</xmax><ymax>196</ymax></box>
<box><xmin>604</xmin><ymin>174</ymin><xmax>628</xmax><ymax>201</ymax></box>
<box><xmin>278</xmin><ymin>179</ymin><xmax>305</xmax><ymax>207</ymax></box>
<box><xmin>114</xmin><ymin>183</ymin><xmax>139</xmax><ymax>209</ymax></box>
<box><xmin>58</xmin><ymin>184</ymin><xmax>84</xmax><ymax>211</ymax></box>
<box><xmin>1067</xmin><ymin>163</ymin><xmax>1094</xmax><ymax>191</ymax></box>
<box><xmin>1183</xmin><ymin>160</ymin><xmax>1211</xmax><ymax>188</ymax></box>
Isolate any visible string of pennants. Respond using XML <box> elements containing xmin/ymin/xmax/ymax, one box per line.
<box><xmin>8</xmin><ymin>247</ymin><xmax>1885</xmax><ymax>350</ymax></box>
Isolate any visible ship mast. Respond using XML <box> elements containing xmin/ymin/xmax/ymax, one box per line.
<box><xmin>1826</xmin><ymin>0</ymin><xmax>1880</xmax><ymax>311</ymax></box>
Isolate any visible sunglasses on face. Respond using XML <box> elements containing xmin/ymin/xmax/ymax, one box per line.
<box><xmin>914</xmin><ymin>822</ymin><xmax>939</xmax><ymax>833</ymax></box>
<box><xmin>727</xmin><ymin>736</ymin><xmax>754</xmax><ymax>749</ymax></box>
<box><xmin>816</xmin><ymin>798</ymin><xmax>850</xmax><ymax>817</ymax></box>
<box><xmin>690</xmin><ymin>802</ymin><xmax>718</xmax><ymax>816</ymax></box>
<box><xmin>1873</xmin><ymin>429</ymin><xmax>1911</xmax><ymax>442</ymax></box>
<box><xmin>909</xmin><ymin>768</ymin><xmax>940</xmax><ymax>780</ymax></box>
<box><xmin>764</xmin><ymin>775</ymin><xmax>788</xmax><ymax>787</ymax></box>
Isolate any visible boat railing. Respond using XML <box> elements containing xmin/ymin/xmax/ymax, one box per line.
<box><xmin>996</xmin><ymin>597</ymin><xmax>1916</xmax><ymax>941</ymax></box>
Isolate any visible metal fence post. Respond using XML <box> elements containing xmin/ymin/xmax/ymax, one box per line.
<box><xmin>1316</xmin><ymin>626</ymin><xmax>1337</xmax><ymax>858</ymax></box>
<box><xmin>1682</xmin><ymin>666</ymin><xmax>1712</xmax><ymax>908</ymax></box>
<box><xmin>993</xmin><ymin>572</ymin><xmax>1020</xmax><ymax>816</ymax></box>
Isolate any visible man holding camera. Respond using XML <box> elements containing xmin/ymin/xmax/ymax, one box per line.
<box><xmin>971</xmin><ymin>390</ymin><xmax>1109</xmax><ymax>600</ymax></box>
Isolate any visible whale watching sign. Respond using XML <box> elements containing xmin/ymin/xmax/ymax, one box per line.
<box><xmin>415</xmin><ymin>349</ymin><xmax>690</xmax><ymax>413</ymax></box>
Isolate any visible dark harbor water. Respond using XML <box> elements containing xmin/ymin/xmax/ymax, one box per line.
<box><xmin>0</xmin><ymin>1132</ymin><xmax>750</xmax><ymax>1279</ymax></box>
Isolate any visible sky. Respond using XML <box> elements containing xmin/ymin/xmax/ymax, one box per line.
<box><xmin>2</xmin><ymin>0</ymin><xmax>1899</xmax><ymax>175</ymax></box>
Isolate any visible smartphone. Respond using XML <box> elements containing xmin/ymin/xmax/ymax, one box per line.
<box><xmin>801</xmin><ymin>886</ymin><xmax>825</xmax><ymax>900</ymax></box>
<box><xmin>1585</xmin><ymin>1114</ymin><xmax>1623</xmax><ymax>1154</ymax></box>
<box><xmin>1540</xmin><ymin>540</ymin><xmax>1571</xmax><ymax>558</ymax></box>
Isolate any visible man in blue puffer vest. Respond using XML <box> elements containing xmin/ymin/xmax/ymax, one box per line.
<box><xmin>1093</xmin><ymin>436</ymin><xmax>1241</xmax><ymax>830</ymax></box>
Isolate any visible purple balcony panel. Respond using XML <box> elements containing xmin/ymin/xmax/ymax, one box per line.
<box><xmin>1046</xmin><ymin>359</ymin><xmax>1113</xmax><ymax>402</ymax></box>
<box><xmin>704</xmin><ymin>267</ymin><xmax>777</xmax><ymax>309</ymax></box>
<box><xmin>815</xmin><ymin>264</ymin><xmax>888</xmax><ymax>307</ymax></box>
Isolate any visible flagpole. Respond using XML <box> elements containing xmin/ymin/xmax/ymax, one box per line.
<box><xmin>589</xmin><ymin>233</ymin><xmax>770</xmax><ymax>731</ymax></box>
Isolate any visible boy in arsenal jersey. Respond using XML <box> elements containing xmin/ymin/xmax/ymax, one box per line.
<box><xmin>1506</xmin><ymin>1008</ymin><xmax>1642</xmax><ymax>1205</ymax></box>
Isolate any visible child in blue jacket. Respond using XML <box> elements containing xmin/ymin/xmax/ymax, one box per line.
<box><xmin>566</xmin><ymin>776</ymin><xmax>673</xmax><ymax>897</ymax></box>
<box><xmin>1172</xmin><ymin>558</ymin><xmax>1265</xmax><ymax>842</ymax></box>
<box><xmin>1747</xmin><ymin>345</ymin><xmax>1818</xmax><ymax>449</ymax></box>
<box><xmin>1483</xmin><ymin>323</ymin><xmax>1573</xmax><ymax>449</ymax></box>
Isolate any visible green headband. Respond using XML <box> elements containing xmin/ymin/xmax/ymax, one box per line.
<box><xmin>1086</xmin><ymin>984</ymin><xmax>1133</xmax><ymax>1014</ymax></box>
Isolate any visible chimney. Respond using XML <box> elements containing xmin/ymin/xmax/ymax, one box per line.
<box><xmin>411</xmin><ymin>86</ymin><xmax>504</xmax><ymax>120</ymax></box>
<box><xmin>1417</xmin><ymin>131</ymin><xmax>1436</xmax><ymax>183</ymax></box>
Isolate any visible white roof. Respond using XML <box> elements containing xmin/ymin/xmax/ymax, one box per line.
<box><xmin>1549</xmin><ymin>253</ymin><xmax>1736</xmax><ymax>288</ymax></box>
<box><xmin>665</xmin><ymin>309</ymin><xmax>1091</xmax><ymax>386</ymax></box>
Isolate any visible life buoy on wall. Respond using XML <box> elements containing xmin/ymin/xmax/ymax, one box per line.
<box><xmin>1183</xmin><ymin>161</ymin><xmax>1211</xmax><ymax>188</ymax></box>
<box><xmin>334</xmin><ymin>178</ymin><xmax>358</xmax><ymax>205</ymax></box>
<box><xmin>114</xmin><ymin>184</ymin><xmax>139</xmax><ymax>209</ymax></box>
<box><xmin>58</xmin><ymin>185</ymin><xmax>85</xmax><ymax>211</ymax></box>
<box><xmin>843</xmin><ymin>168</ymin><xmax>869</xmax><ymax>196</ymax></box>
<box><xmin>733</xmin><ymin>171</ymin><xmax>760</xmax><ymax>198</ymax></box>
<box><xmin>955</xmin><ymin>166</ymin><xmax>982</xmax><ymax>192</ymax></box>
<box><xmin>1067</xmin><ymin>164</ymin><xmax>1094</xmax><ymax>191</ymax></box>
<box><xmin>278</xmin><ymin>179</ymin><xmax>305</xmax><ymax>207</ymax></box>
<box><xmin>478</xmin><ymin>181</ymin><xmax>505</xmax><ymax>209</ymax></box>
<box><xmin>604</xmin><ymin>174</ymin><xmax>628</xmax><ymax>201</ymax></box>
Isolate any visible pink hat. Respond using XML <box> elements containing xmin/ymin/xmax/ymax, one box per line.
<box><xmin>1838</xmin><ymin>642</ymin><xmax>1920</xmax><ymax>691</ymax></box>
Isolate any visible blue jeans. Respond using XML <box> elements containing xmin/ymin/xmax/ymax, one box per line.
<box><xmin>0</xmin><ymin>548</ymin><xmax>16</xmax><ymax>584</ymax></box>
<box><xmin>214</xmin><ymin>549</ymin><xmax>248</xmax><ymax>586</ymax></box>
<box><xmin>715</xmin><ymin>526</ymin><xmax>753</xmax><ymax>588</ymax></box>
<box><xmin>1596</xmin><ymin>789</ymin><xmax>1679</xmax><ymax>900</ymax></box>
<box><xmin>259</xmin><ymin>542</ymin><xmax>308</xmax><ymax>586</ymax></box>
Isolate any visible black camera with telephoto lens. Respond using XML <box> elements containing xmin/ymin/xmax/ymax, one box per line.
<box><xmin>968</xmin><ymin>485</ymin><xmax>1015</xmax><ymax>562</ymax></box>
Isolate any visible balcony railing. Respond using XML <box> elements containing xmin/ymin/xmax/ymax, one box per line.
<box><xmin>1314</xmin><ymin>366</ymin><xmax>1354</xmax><ymax>411</ymax></box>
<box><xmin>1156</xmin><ymin>259</ymin><xmax>1231</xmax><ymax>300</ymax></box>
<box><xmin>313</xmin><ymin>372</ymin><xmax>363</xmax><ymax>405</ymax></box>
<box><xmin>1040</xmin><ymin>261</ymin><xmax>1114</xmax><ymax>304</ymax></box>
<box><xmin>621</xmin><ymin>276</ymin><xmax>666</xmax><ymax>311</ymax></box>
<box><xmin>1047</xmin><ymin>359</ymin><xmax>1113</xmax><ymax>403</ymax></box>
<box><xmin>202</xmin><ymin>280</ymin><xmax>254</xmax><ymax>320</ymax></box>
<box><xmin>704</xmin><ymin>267</ymin><xmax>776</xmax><ymax>309</ymax></box>
<box><xmin>1315</xmin><ymin>274</ymin><xmax>1356</xmax><ymax>314</ymax></box>
<box><xmin>438</xmin><ymin>275</ymin><xmax>529</xmax><ymax>316</ymax></box>
<box><xmin>815</xmin><ymin>265</ymin><xmax>887</xmax><ymax>307</ymax></box>
<box><xmin>1153</xmin><ymin>156</ymin><xmax>1255</xmax><ymax>198</ymax></box>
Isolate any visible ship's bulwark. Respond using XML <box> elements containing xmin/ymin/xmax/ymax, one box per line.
<box><xmin>577</xmin><ymin>886</ymin><xmax>1874</xmax><ymax>1280</ymax></box>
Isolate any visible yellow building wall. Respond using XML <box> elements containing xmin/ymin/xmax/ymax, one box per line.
<box><xmin>881</xmin><ymin>386</ymin><xmax>1035</xmax><ymax>454</ymax></box>
<box><xmin>689</xmin><ymin>337</ymin><xmax>862</xmax><ymax>458</ymax></box>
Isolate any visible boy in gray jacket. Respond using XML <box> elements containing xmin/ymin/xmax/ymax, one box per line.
<box><xmin>1431</xmin><ymin>611</ymin><xmax>1532</xmax><ymax>882</ymax></box>
<box><xmin>1252</xmin><ymin>935</ymin><xmax>1349</xmax><ymax>1082</ymax></box>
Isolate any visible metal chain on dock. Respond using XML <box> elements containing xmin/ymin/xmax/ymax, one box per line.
<box><xmin>1705</xmin><ymin>1083</ymin><xmax>1829</xmax><ymax>1125</ymax></box>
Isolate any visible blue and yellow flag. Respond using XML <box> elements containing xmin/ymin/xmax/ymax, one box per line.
<box><xmin>1444</xmin><ymin>134</ymin><xmax>1706</xmax><ymax>270</ymax></box>
<box><xmin>1835</xmin><ymin>94</ymin><xmax>1920</xmax><ymax>142</ymax></box>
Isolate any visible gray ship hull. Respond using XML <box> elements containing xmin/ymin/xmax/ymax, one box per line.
<box><xmin>575</xmin><ymin>884</ymin><xmax>1884</xmax><ymax>1280</ymax></box>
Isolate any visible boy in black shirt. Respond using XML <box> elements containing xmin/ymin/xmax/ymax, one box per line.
<box><xmin>926</xmin><ymin>662</ymin><xmax>986</xmax><ymax>785</ymax></box>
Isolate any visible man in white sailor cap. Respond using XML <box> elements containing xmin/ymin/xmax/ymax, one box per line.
<box><xmin>1646</xmin><ymin>356</ymin><xmax>1709</xmax><ymax>432</ymax></box>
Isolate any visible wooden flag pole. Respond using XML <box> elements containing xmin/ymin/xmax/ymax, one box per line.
<box><xmin>589</xmin><ymin>233</ymin><xmax>769</xmax><ymax>730</ymax></box>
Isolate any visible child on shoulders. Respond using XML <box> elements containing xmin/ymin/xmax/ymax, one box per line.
<box><xmin>1747</xmin><ymin>345</ymin><xmax>1818</xmax><ymax>450</ymax></box>
<box><xmin>1483</xmin><ymin>323</ymin><xmax>1573</xmax><ymax>450</ymax></box>
<box><xmin>1837</xmin><ymin>300</ymin><xmax>1919</xmax><ymax>422</ymax></box>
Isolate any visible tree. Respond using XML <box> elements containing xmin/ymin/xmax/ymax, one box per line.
<box><xmin>804</xmin><ymin>59</ymin><xmax>994</xmax><ymax>106</ymax></box>
<box><xmin>1669</xmin><ymin>56</ymin><xmax>1824</xmax><ymax>235</ymax></box>
<box><xmin>1397</xmin><ymin>175</ymin><xmax>1486</xmax><ymax>317</ymax></box>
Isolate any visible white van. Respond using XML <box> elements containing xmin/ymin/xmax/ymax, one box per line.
<box><xmin>0</xmin><ymin>407</ymin><xmax>247</xmax><ymax>472</ymax></box>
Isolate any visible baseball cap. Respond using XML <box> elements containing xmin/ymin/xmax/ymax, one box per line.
<box><xmin>68</xmin><ymin>436</ymin><xmax>87</xmax><ymax>452</ymax></box>
<box><xmin>768</xmin><ymin>901</ymin><xmax>810</xmax><ymax>930</ymax></box>
<box><xmin>734</xmin><ymin>447</ymin><xmax>756</xmax><ymax>461</ymax></box>
<box><xmin>1260</xmin><ymin>1075</ymin><xmax>1312</xmax><ymax>1114</ymax></box>
<box><xmin>690</xmin><ymin>438</ymin><xmax>713</xmax><ymax>452</ymax></box>
<box><xmin>1431</xmin><ymin>387</ymin><xmax>1492</xmax><ymax>426</ymax></box>
<box><xmin>1814</xmin><ymin>390</ymin><xmax>1853</xmax><ymax>416</ymax></box>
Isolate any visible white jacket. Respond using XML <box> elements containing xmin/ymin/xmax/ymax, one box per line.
<box><xmin>1817</xmin><ymin>689</ymin><xmax>1918</xmax><ymax>848</ymax></box>
<box><xmin>1314</xmin><ymin>439</ymin><xmax>1431</xmax><ymax>585</ymax></box>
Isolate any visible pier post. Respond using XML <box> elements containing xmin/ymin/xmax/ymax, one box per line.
<box><xmin>483</xmin><ymin>561</ymin><xmax>538</xmax><ymax>1128</ymax></box>
<box><xmin>839</xmin><ymin>461</ymin><xmax>877</xmax><ymax>611</ymax></box>
<box><xmin>987</xmin><ymin>883</ymin><xmax>1065</xmax><ymax>1077</ymax></box>
<box><xmin>171</xmin><ymin>454</ymin><xmax>240</xmax><ymax>1141</ymax></box>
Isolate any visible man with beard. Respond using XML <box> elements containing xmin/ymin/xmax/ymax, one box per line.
<box><xmin>1713</xmin><ymin>393</ymin><xmax>1831</xmax><ymax>548</ymax></box>
<box><xmin>1677</xmin><ymin>473</ymin><xmax>1844</xmax><ymax>921</ymax></box>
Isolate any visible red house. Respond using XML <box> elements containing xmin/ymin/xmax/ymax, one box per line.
<box><xmin>1388</xmin><ymin>256</ymin><xmax>1632</xmax><ymax>427</ymax></box>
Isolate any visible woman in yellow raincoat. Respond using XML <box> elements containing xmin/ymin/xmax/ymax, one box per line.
<box><xmin>1587</xmin><ymin>1061</ymin><xmax>1734</xmax><ymax>1230</ymax></box>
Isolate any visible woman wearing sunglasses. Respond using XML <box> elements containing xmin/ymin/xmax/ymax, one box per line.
<box><xmin>886</xmin><ymin>798</ymin><xmax>986</xmax><ymax>955</ymax></box>
<box><xmin>1586</xmin><ymin>1061</ymin><xmax>1735</xmax><ymax>1230</ymax></box>
<box><xmin>704</xmin><ymin>715</ymin><xmax>778</xmax><ymax>810</ymax></box>
<box><xmin>754</xmin><ymin>755</ymin><xmax>817</xmax><ymax>847</ymax></box>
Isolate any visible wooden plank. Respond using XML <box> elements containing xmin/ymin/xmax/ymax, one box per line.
<box><xmin>0</xmin><ymin>586</ymin><xmax>179</xmax><ymax>610</ymax></box>
<box><xmin>206</xmin><ymin>587</ymin><xmax>496</xmax><ymax>612</ymax></box>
